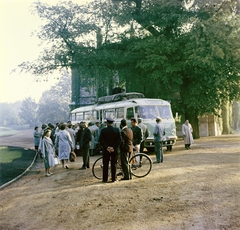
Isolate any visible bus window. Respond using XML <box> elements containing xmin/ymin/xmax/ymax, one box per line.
<box><xmin>157</xmin><ymin>106</ymin><xmax>172</xmax><ymax>119</ymax></box>
<box><xmin>84</xmin><ymin>111</ymin><xmax>91</xmax><ymax>120</ymax></box>
<box><xmin>76</xmin><ymin>112</ymin><xmax>84</xmax><ymax>121</ymax></box>
<box><xmin>71</xmin><ymin>113</ymin><xmax>76</xmax><ymax>121</ymax></box>
<box><xmin>104</xmin><ymin>109</ymin><xmax>115</xmax><ymax>119</ymax></box>
<box><xmin>135</xmin><ymin>106</ymin><xmax>158</xmax><ymax>119</ymax></box>
<box><xmin>92</xmin><ymin>110</ymin><xmax>97</xmax><ymax>120</ymax></box>
<box><xmin>126</xmin><ymin>107</ymin><xmax>134</xmax><ymax>120</ymax></box>
<box><xmin>116</xmin><ymin>108</ymin><xmax>124</xmax><ymax>119</ymax></box>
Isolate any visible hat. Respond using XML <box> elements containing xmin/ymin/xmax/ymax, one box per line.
<box><xmin>156</xmin><ymin>116</ymin><xmax>162</xmax><ymax>121</ymax></box>
<box><xmin>106</xmin><ymin>118</ymin><xmax>114</xmax><ymax>123</ymax></box>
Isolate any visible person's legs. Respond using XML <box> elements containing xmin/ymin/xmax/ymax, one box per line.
<box><xmin>154</xmin><ymin>141</ymin><xmax>160</xmax><ymax>163</ymax></box>
<box><xmin>110</xmin><ymin>152</ymin><xmax>118</xmax><ymax>182</ymax></box>
<box><xmin>160</xmin><ymin>142</ymin><xmax>163</xmax><ymax>162</ymax></box>
<box><xmin>64</xmin><ymin>159</ymin><xmax>69</xmax><ymax>168</ymax></box>
<box><xmin>61</xmin><ymin>159</ymin><xmax>65</xmax><ymax>168</ymax></box>
<box><xmin>103</xmin><ymin>152</ymin><xmax>110</xmax><ymax>182</ymax></box>
<box><xmin>140</xmin><ymin>141</ymin><xmax>144</xmax><ymax>153</ymax></box>
<box><xmin>134</xmin><ymin>144</ymin><xmax>140</xmax><ymax>164</ymax></box>
<box><xmin>81</xmin><ymin>148</ymin><xmax>88</xmax><ymax>168</ymax></box>
<box><xmin>86</xmin><ymin>149</ymin><xmax>90</xmax><ymax>168</ymax></box>
<box><xmin>120</xmin><ymin>151</ymin><xmax>130</xmax><ymax>179</ymax></box>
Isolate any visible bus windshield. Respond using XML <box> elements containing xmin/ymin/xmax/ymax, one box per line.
<box><xmin>135</xmin><ymin>105</ymin><xmax>172</xmax><ymax>119</ymax></box>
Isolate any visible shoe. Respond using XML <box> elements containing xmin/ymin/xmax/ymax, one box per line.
<box><xmin>112</xmin><ymin>180</ymin><xmax>118</xmax><ymax>183</ymax></box>
<box><xmin>87</xmin><ymin>166</ymin><xmax>90</xmax><ymax>168</ymax></box>
<box><xmin>120</xmin><ymin>178</ymin><xmax>129</xmax><ymax>181</ymax></box>
<box><xmin>49</xmin><ymin>172</ymin><xmax>53</xmax><ymax>175</ymax></box>
<box><xmin>102</xmin><ymin>180</ymin><xmax>107</xmax><ymax>183</ymax></box>
<box><xmin>154</xmin><ymin>161</ymin><xmax>160</xmax><ymax>164</ymax></box>
<box><xmin>45</xmin><ymin>174</ymin><xmax>51</xmax><ymax>177</ymax></box>
<box><xmin>65</xmin><ymin>165</ymin><xmax>69</xmax><ymax>169</ymax></box>
<box><xmin>79</xmin><ymin>166</ymin><xmax>86</xmax><ymax>170</ymax></box>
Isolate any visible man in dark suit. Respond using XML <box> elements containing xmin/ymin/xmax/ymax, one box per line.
<box><xmin>130</xmin><ymin>118</ymin><xmax>143</xmax><ymax>154</ymax></box>
<box><xmin>120</xmin><ymin>119</ymin><xmax>133</xmax><ymax>180</ymax></box>
<box><xmin>99</xmin><ymin>118</ymin><xmax>122</xmax><ymax>182</ymax></box>
<box><xmin>79</xmin><ymin>122</ymin><xmax>92</xmax><ymax>170</ymax></box>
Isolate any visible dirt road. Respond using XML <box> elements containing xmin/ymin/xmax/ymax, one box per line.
<box><xmin>0</xmin><ymin>131</ymin><xmax>239</xmax><ymax>230</ymax></box>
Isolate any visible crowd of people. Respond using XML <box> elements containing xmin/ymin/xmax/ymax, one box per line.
<box><xmin>33</xmin><ymin>118</ymin><xmax>193</xmax><ymax>181</ymax></box>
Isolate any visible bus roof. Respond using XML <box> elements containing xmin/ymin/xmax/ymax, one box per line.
<box><xmin>71</xmin><ymin>98</ymin><xmax>170</xmax><ymax>113</ymax></box>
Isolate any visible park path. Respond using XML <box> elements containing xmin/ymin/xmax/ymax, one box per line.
<box><xmin>0</xmin><ymin>130</ymin><xmax>240</xmax><ymax>230</ymax></box>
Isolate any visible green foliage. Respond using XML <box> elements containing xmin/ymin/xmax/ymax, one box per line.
<box><xmin>18</xmin><ymin>0</ymin><xmax>240</xmax><ymax>138</ymax></box>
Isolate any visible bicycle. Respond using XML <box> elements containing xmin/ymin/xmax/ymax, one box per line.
<box><xmin>92</xmin><ymin>152</ymin><xmax>152</xmax><ymax>180</ymax></box>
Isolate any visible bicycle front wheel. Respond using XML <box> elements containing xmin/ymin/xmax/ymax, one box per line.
<box><xmin>130</xmin><ymin>153</ymin><xmax>152</xmax><ymax>178</ymax></box>
<box><xmin>92</xmin><ymin>156</ymin><xmax>103</xmax><ymax>180</ymax></box>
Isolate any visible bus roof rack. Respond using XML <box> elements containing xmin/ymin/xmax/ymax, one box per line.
<box><xmin>97</xmin><ymin>92</ymin><xmax>145</xmax><ymax>104</ymax></box>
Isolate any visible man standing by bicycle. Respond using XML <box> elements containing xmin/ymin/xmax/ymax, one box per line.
<box><xmin>153</xmin><ymin>116</ymin><xmax>165</xmax><ymax>163</ymax></box>
<box><xmin>120</xmin><ymin>119</ymin><xmax>133</xmax><ymax>180</ymax></box>
<box><xmin>131</xmin><ymin>118</ymin><xmax>143</xmax><ymax>166</ymax></box>
<box><xmin>99</xmin><ymin>118</ymin><xmax>122</xmax><ymax>183</ymax></box>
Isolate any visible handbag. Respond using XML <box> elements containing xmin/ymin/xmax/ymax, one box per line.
<box><xmin>54</xmin><ymin>157</ymin><xmax>60</xmax><ymax>165</ymax></box>
<box><xmin>69</xmin><ymin>150</ymin><xmax>77</xmax><ymax>162</ymax></box>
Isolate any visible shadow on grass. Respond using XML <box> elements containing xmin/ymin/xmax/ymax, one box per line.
<box><xmin>0</xmin><ymin>146</ymin><xmax>35</xmax><ymax>186</ymax></box>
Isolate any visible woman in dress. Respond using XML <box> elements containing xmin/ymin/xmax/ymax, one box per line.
<box><xmin>55</xmin><ymin>123</ymin><xmax>73</xmax><ymax>169</ymax></box>
<box><xmin>41</xmin><ymin>128</ymin><xmax>55</xmax><ymax>176</ymax></box>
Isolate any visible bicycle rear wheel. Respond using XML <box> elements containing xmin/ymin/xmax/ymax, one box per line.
<box><xmin>92</xmin><ymin>156</ymin><xmax>103</xmax><ymax>180</ymax></box>
<box><xmin>130</xmin><ymin>153</ymin><xmax>152</xmax><ymax>178</ymax></box>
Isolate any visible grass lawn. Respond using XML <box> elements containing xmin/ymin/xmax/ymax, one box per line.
<box><xmin>0</xmin><ymin>146</ymin><xmax>35</xmax><ymax>186</ymax></box>
<box><xmin>0</xmin><ymin>127</ymin><xmax>19</xmax><ymax>137</ymax></box>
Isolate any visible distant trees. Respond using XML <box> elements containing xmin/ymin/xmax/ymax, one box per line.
<box><xmin>0</xmin><ymin>72</ymin><xmax>71</xmax><ymax>127</ymax></box>
<box><xmin>19</xmin><ymin>97</ymin><xmax>38</xmax><ymax>127</ymax></box>
<box><xmin>0</xmin><ymin>101</ymin><xmax>22</xmax><ymax>126</ymax></box>
<box><xmin>37</xmin><ymin>72</ymin><xmax>71</xmax><ymax>124</ymax></box>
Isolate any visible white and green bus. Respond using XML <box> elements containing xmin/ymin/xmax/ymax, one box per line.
<box><xmin>70</xmin><ymin>92</ymin><xmax>177</xmax><ymax>150</ymax></box>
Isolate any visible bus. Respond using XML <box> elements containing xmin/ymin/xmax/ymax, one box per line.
<box><xmin>70</xmin><ymin>92</ymin><xmax>177</xmax><ymax>151</ymax></box>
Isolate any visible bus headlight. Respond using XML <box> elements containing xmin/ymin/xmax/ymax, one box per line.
<box><xmin>172</xmin><ymin>129</ymin><xmax>176</xmax><ymax>136</ymax></box>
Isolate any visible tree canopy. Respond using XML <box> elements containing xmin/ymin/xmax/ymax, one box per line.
<box><xmin>18</xmin><ymin>0</ymin><xmax>240</xmax><ymax>137</ymax></box>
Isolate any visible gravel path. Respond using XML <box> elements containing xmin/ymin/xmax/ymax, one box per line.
<box><xmin>0</xmin><ymin>130</ymin><xmax>239</xmax><ymax>230</ymax></box>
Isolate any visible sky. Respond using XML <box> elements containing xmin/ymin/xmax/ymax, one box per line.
<box><xmin>0</xmin><ymin>0</ymin><xmax>89</xmax><ymax>103</ymax></box>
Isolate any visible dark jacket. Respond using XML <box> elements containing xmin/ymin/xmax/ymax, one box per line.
<box><xmin>120</xmin><ymin>127</ymin><xmax>133</xmax><ymax>153</ymax></box>
<box><xmin>99</xmin><ymin>125</ymin><xmax>122</xmax><ymax>151</ymax></box>
<box><xmin>76</xmin><ymin>128</ymin><xmax>83</xmax><ymax>143</ymax></box>
<box><xmin>131</xmin><ymin>125</ymin><xmax>143</xmax><ymax>146</ymax></box>
<box><xmin>80</xmin><ymin>128</ymin><xmax>92</xmax><ymax>149</ymax></box>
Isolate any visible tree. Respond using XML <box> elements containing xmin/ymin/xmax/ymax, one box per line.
<box><xmin>37</xmin><ymin>72</ymin><xmax>71</xmax><ymax>124</ymax></box>
<box><xmin>18</xmin><ymin>0</ymin><xmax>240</xmax><ymax>138</ymax></box>
<box><xmin>106</xmin><ymin>0</ymin><xmax>240</xmax><ymax>138</ymax></box>
<box><xmin>19</xmin><ymin>97</ymin><xmax>38</xmax><ymax>127</ymax></box>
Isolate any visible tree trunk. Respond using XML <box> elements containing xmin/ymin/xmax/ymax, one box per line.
<box><xmin>222</xmin><ymin>101</ymin><xmax>231</xmax><ymax>134</ymax></box>
<box><xmin>185</xmin><ymin>112</ymin><xmax>200</xmax><ymax>139</ymax></box>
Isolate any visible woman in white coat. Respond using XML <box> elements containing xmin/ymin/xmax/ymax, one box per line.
<box><xmin>55</xmin><ymin>123</ymin><xmax>73</xmax><ymax>169</ymax></box>
<box><xmin>41</xmin><ymin>128</ymin><xmax>55</xmax><ymax>176</ymax></box>
<box><xmin>182</xmin><ymin>120</ymin><xmax>193</xmax><ymax>149</ymax></box>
